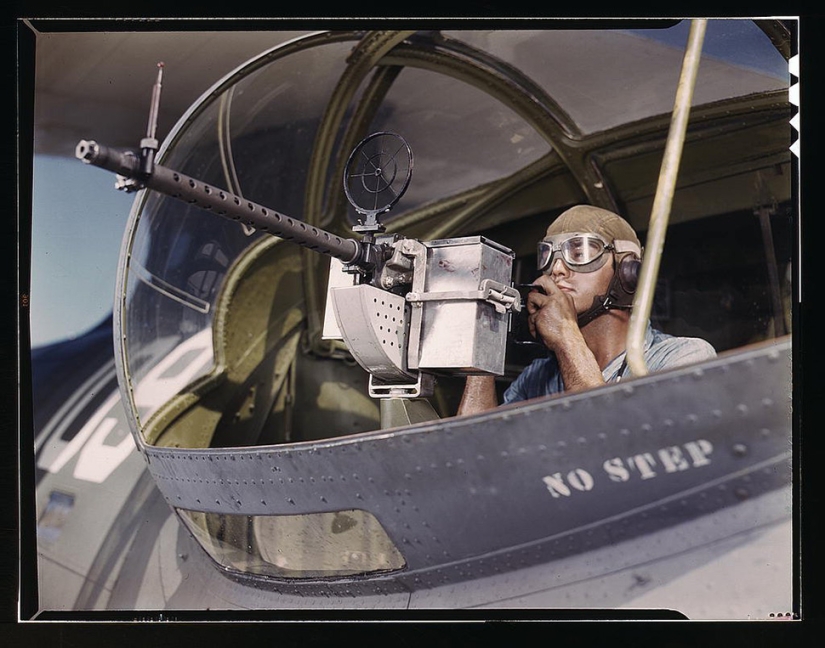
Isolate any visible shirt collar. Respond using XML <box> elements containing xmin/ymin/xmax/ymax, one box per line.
<box><xmin>602</xmin><ymin>322</ymin><xmax>654</xmax><ymax>382</ymax></box>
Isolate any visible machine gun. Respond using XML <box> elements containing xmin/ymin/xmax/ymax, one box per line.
<box><xmin>76</xmin><ymin>63</ymin><xmax>522</xmax><ymax>426</ymax></box>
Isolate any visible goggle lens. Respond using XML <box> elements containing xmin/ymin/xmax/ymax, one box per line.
<box><xmin>537</xmin><ymin>234</ymin><xmax>610</xmax><ymax>272</ymax></box>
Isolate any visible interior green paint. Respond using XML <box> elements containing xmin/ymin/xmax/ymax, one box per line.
<box><xmin>141</xmin><ymin>236</ymin><xmax>305</xmax><ymax>448</ymax></box>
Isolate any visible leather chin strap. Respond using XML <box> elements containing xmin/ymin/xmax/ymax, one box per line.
<box><xmin>576</xmin><ymin>254</ymin><xmax>638</xmax><ymax>328</ymax></box>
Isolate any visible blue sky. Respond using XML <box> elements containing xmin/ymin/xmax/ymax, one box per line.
<box><xmin>29</xmin><ymin>155</ymin><xmax>135</xmax><ymax>347</ymax></box>
<box><xmin>628</xmin><ymin>20</ymin><xmax>789</xmax><ymax>81</ymax></box>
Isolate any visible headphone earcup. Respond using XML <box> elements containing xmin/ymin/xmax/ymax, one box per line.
<box><xmin>617</xmin><ymin>256</ymin><xmax>640</xmax><ymax>293</ymax></box>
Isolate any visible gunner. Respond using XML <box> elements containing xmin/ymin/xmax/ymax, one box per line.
<box><xmin>458</xmin><ymin>204</ymin><xmax>717</xmax><ymax>414</ymax></box>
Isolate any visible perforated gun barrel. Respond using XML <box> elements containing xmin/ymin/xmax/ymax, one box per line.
<box><xmin>75</xmin><ymin>139</ymin><xmax>364</xmax><ymax>267</ymax></box>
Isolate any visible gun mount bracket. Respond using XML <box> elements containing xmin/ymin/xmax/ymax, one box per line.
<box><xmin>369</xmin><ymin>372</ymin><xmax>435</xmax><ymax>399</ymax></box>
<box><xmin>406</xmin><ymin>279</ymin><xmax>522</xmax><ymax>314</ymax></box>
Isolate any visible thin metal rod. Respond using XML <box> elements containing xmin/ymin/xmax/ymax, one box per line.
<box><xmin>757</xmin><ymin>205</ymin><xmax>787</xmax><ymax>336</ymax></box>
<box><xmin>140</xmin><ymin>62</ymin><xmax>165</xmax><ymax>176</ymax></box>
<box><xmin>146</xmin><ymin>62</ymin><xmax>164</xmax><ymax>141</ymax></box>
<box><xmin>626</xmin><ymin>19</ymin><xmax>707</xmax><ymax>377</ymax></box>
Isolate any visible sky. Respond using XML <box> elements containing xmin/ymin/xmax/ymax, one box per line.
<box><xmin>629</xmin><ymin>20</ymin><xmax>790</xmax><ymax>80</ymax></box>
<box><xmin>29</xmin><ymin>154</ymin><xmax>135</xmax><ymax>348</ymax></box>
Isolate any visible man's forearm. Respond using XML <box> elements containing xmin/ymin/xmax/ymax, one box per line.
<box><xmin>458</xmin><ymin>375</ymin><xmax>498</xmax><ymax>415</ymax></box>
<box><xmin>553</xmin><ymin>338</ymin><xmax>605</xmax><ymax>392</ymax></box>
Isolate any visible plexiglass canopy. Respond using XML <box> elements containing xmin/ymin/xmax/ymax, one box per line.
<box><xmin>115</xmin><ymin>24</ymin><xmax>788</xmax><ymax>442</ymax></box>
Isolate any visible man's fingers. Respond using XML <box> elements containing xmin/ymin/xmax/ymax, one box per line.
<box><xmin>534</xmin><ymin>274</ymin><xmax>561</xmax><ymax>295</ymax></box>
<box><xmin>526</xmin><ymin>291</ymin><xmax>548</xmax><ymax>313</ymax></box>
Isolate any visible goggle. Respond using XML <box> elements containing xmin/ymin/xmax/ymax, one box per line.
<box><xmin>537</xmin><ymin>233</ymin><xmax>614</xmax><ymax>274</ymax></box>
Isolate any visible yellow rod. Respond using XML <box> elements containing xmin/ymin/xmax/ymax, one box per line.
<box><xmin>626</xmin><ymin>19</ymin><xmax>707</xmax><ymax>376</ymax></box>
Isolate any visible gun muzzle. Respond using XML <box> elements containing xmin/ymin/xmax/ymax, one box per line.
<box><xmin>76</xmin><ymin>140</ymin><xmax>142</xmax><ymax>177</ymax></box>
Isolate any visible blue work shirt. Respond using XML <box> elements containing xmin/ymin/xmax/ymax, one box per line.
<box><xmin>502</xmin><ymin>324</ymin><xmax>717</xmax><ymax>404</ymax></box>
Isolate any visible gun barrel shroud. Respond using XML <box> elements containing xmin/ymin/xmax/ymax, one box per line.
<box><xmin>75</xmin><ymin>139</ymin><xmax>364</xmax><ymax>266</ymax></box>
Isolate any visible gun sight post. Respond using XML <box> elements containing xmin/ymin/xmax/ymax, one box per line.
<box><xmin>140</xmin><ymin>62</ymin><xmax>165</xmax><ymax>176</ymax></box>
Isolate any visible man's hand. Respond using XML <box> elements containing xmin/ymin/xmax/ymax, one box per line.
<box><xmin>525</xmin><ymin>274</ymin><xmax>605</xmax><ymax>393</ymax></box>
<box><xmin>526</xmin><ymin>274</ymin><xmax>580</xmax><ymax>351</ymax></box>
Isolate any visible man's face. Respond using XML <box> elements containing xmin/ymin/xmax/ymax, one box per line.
<box><xmin>542</xmin><ymin>253</ymin><xmax>615</xmax><ymax>314</ymax></box>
